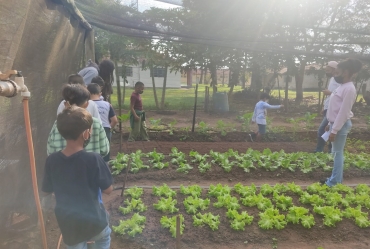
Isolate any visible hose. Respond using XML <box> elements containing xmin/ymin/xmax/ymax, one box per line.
<box><xmin>57</xmin><ymin>234</ymin><xmax>63</xmax><ymax>249</ymax></box>
<box><xmin>23</xmin><ymin>98</ymin><xmax>48</xmax><ymax>249</ymax></box>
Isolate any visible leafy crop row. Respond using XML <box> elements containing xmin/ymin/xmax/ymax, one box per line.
<box><xmin>113</xmin><ymin>183</ymin><xmax>370</xmax><ymax>238</ymax></box>
<box><xmin>110</xmin><ymin>148</ymin><xmax>370</xmax><ymax>175</ymax></box>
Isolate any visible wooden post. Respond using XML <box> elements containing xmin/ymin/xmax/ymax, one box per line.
<box><xmin>204</xmin><ymin>86</ymin><xmax>209</xmax><ymax>112</ymax></box>
<box><xmin>114</xmin><ymin>62</ymin><xmax>123</xmax><ymax>152</ymax></box>
<box><xmin>121</xmin><ymin>158</ymin><xmax>132</xmax><ymax>198</ymax></box>
<box><xmin>191</xmin><ymin>84</ymin><xmax>199</xmax><ymax>133</ymax></box>
<box><xmin>176</xmin><ymin>215</ymin><xmax>181</xmax><ymax>249</ymax></box>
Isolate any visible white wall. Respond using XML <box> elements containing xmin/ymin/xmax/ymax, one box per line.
<box><xmin>113</xmin><ymin>65</ymin><xmax>181</xmax><ymax>88</ymax></box>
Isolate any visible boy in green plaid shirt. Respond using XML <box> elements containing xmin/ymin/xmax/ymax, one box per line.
<box><xmin>47</xmin><ymin>84</ymin><xmax>109</xmax><ymax>156</ymax></box>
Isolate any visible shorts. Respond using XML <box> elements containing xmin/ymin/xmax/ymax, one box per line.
<box><xmin>258</xmin><ymin>124</ymin><xmax>266</xmax><ymax>135</ymax></box>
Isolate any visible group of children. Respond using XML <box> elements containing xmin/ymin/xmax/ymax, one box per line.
<box><xmin>43</xmin><ymin>62</ymin><xmax>151</xmax><ymax>248</ymax></box>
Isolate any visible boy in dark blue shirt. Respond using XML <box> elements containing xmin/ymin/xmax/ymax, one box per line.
<box><xmin>42</xmin><ymin>107</ymin><xmax>113</xmax><ymax>249</ymax></box>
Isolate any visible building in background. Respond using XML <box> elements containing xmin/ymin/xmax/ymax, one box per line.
<box><xmin>112</xmin><ymin>64</ymin><xmax>181</xmax><ymax>88</ymax></box>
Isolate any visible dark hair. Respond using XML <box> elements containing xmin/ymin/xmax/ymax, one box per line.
<box><xmin>57</xmin><ymin>107</ymin><xmax>93</xmax><ymax>140</ymax></box>
<box><xmin>135</xmin><ymin>81</ymin><xmax>144</xmax><ymax>88</ymax></box>
<box><xmin>260</xmin><ymin>92</ymin><xmax>270</xmax><ymax>100</ymax></box>
<box><xmin>99</xmin><ymin>60</ymin><xmax>115</xmax><ymax>99</ymax></box>
<box><xmin>62</xmin><ymin>84</ymin><xmax>90</xmax><ymax>107</ymax></box>
<box><xmin>337</xmin><ymin>59</ymin><xmax>362</xmax><ymax>76</ymax></box>
<box><xmin>67</xmin><ymin>74</ymin><xmax>84</xmax><ymax>85</ymax></box>
<box><xmin>91</xmin><ymin>76</ymin><xmax>105</xmax><ymax>88</ymax></box>
<box><xmin>87</xmin><ymin>83</ymin><xmax>101</xmax><ymax>95</ymax></box>
<box><xmin>87</xmin><ymin>59</ymin><xmax>100</xmax><ymax>71</ymax></box>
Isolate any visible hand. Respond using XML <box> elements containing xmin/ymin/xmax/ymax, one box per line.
<box><xmin>134</xmin><ymin>116</ymin><xmax>140</xmax><ymax>121</ymax></box>
<box><xmin>320</xmin><ymin>109</ymin><xmax>325</xmax><ymax>115</ymax></box>
<box><xmin>251</xmin><ymin>121</ymin><xmax>255</xmax><ymax>124</ymax></box>
<box><xmin>280</xmin><ymin>104</ymin><xmax>284</xmax><ymax>108</ymax></box>
<box><xmin>325</xmin><ymin>125</ymin><xmax>330</xmax><ymax>131</ymax></box>
<box><xmin>329</xmin><ymin>133</ymin><xmax>336</xmax><ymax>142</ymax></box>
<box><xmin>322</xmin><ymin>89</ymin><xmax>331</xmax><ymax>95</ymax></box>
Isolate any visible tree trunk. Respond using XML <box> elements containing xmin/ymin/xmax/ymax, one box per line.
<box><xmin>295</xmin><ymin>61</ymin><xmax>306</xmax><ymax>103</ymax></box>
<box><xmin>150</xmin><ymin>65</ymin><xmax>159</xmax><ymax>109</ymax></box>
<box><xmin>187</xmin><ymin>68</ymin><xmax>193</xmax><ymax>88</ymax></box>
<box><xmin>222</xmin><ymin>69</ymin><xmax>225</xmax><ymax>86</ymax></box>
<box><xmin>204</xmin><ymin>67</ymin><xmax>209</xmax><ymax>84</ymax></box>
<box><xmin>250</xmin><ymin>62</ymin><xmax>262</xmax><ymax>94</ymax></box>
<box><xmin>160</xmin><ymin>65</ymin><xmax>169</xmax><ymax>109</ymax></box>
<box><xmin>199</xmin><ymin>67</ymin><xmax>204</xmax><ymax>84</ymax></box>
<box><xmin>209</xmin><ymin>62</ymin><xmax>217</xmax><ymax>93</ymax></box>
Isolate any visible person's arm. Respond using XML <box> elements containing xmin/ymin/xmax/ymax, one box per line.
<box><xmin>108</xmin><ymin>105</ymin><xmax>118</xmax><ymax>128</ymax></box>
<box><xmin>130</xmin><ymin>98</ymin><xmax>140</xmax><ymax>121</ymax></box>
<box><xmin>331</xmin><ymin>88</ymin><xmax>356</xmax><ymax>134</ymax></box>
<box><xmin>263</xmin><ymin>102</ymin><xmax>283</xmax><ymax>110</ymax></box>
<box><xmin>97</xmin><ymin>121</ymin><xmax>109</xmax><ymax>156</ymax></box>
<box><xmin>322</xmin><ymin>89</ymin><xmax>332</xmax><ymax>96</ymax></box>
<box><xmin>95</xmin><ymin>155</ymin><xmax>113</xmax><ymax>195</ymax></box>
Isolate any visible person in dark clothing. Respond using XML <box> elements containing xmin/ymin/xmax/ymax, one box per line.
<box><xmin>42</xmin><ymin>107</ymin><xmax>113</xmax><ymax>249</ymax></box>
<box><xmin>128</xmin><ymin>81</ymin><xmax>149</xmax><ymax>141</ymax></box>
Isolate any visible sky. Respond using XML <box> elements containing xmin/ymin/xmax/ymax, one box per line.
<box><xmin>121</xmin><ymin>0</ymin><xmax>180</xmax><ymax>12</ymax></box>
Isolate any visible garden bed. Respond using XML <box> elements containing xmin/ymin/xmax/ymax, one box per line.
<box><xmin>104</xmin><ymin>183</ymin><xmax>370</xmax><ymax>249</ymax></box>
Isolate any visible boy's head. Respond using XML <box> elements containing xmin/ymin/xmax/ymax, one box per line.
<box><xmin>62</xmin><ymin>84</ymin><xmax>90</xmax><ymax>108</ymax></box>
<box><xmin>91</xmin><ymin>76</ymin><xmax>105</xmax><ymax>88</ymax></box>
<box><xmin>260</xmin><ymin>92</ymin><xmax>270</xmax><ymax>102</ymax></box>
<box><xmin>57</xmin><ymin>107</ymin><xmax>93</xmax><ymax>143</ymax></box>
<box><xmin>87</xmin><ymin>83</ymin><xmax>101</xmax><ymax>96</ymax></box>
<box><xmin>68</xmin><ymin>74</ymin><xmax>84</xmax><ymax>85</ymax></box>
<box><xmin>134</xmin><ymin>81</ymin><xmax>145</xmax><ymax>94</ymax></box>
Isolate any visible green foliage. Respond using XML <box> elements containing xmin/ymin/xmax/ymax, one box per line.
<box><xmin>113</xmin><ymin>213</ymin><xmax>146</xmax><ymax>237</ymax></box>
<box><xmin>153</xmin><ymin>197</ymin><xmax>179</xmax><ymax>213</ymax></box>
<box><xmin>124</xmin><ymin>187</ymin><xmax>144</xmax><ymax>199</ymax></box>
<box><xmin>273</xmin><ymin>193</ymin><xmax>293</xmax><ymax>211</ymax></box>
<box><xmin>213</xmin><ymin>194</ymin><xmax>240</xmax><ymax>210</ymax></box>
<box><xmin>303</xmin><ymin>112</ymin><xmax>318</xmax><ymax>130</ymax></box>
<box><xmin>239</xmin><ymin>112</ymin><xmax>254</xmax><ymax>132</ymax></box>
<box><xmin>198</xmin><ymin>162</ymin><xmax>212</xmax><ymax>173</ymax></box>
<box><xmin>153</xmin><ymin>162</ymin><xmax>169</xmax><ymax>169</ymax></box>
<box><xmin>313</xmin><ymin>206</ymin><xmax>343</xmax><ymax>227</ymax></box>
<box><xmin>299</xmin><ymin>192</ymin><xmax>326</xmax><ymax>207</ymax></box>
<box><xmin>241</xmin><ymin>193</ymin><xmax>273</xmax><ymax>211</ymax></box>
<box><xmin>208</xmin><ymin>184</ymin><xmax>231</xmax><ymax>197</ymax></box>
<box><xmin>109</xmin><ymin>152</ymin><xmax>129</xmax><ymax>175</ymax></box>
<box><xmin>147</xmin><ymin>149</ymin><xmax>165</xmax><ymax>163</ymax></box>
<box><xmin>216</xmin><ymin>120</ymin><xmax>228</xmax><ymax>136</ymax></box>
<box><xmin>119</xmin><ymin>198</ymin><xmax>147</xmax><ymax>215</ymax></box>
<box><xmin>130</xmin><ymin>150</ymin><xmax>150</xmax><ymax>173</ymax></box>
<box><xmin>149</xmin><ymin>118</ymin><xmax>162</xmax><ymax>129</ymax></box>
<box><xmin>286</xmin><ymin>206</ymin><xmax>315</xmax><ymax>228</ymax></box>
<box><xmin>343</xmin><ymin>205</ymin><xmax>370</xmax><ymax>228</ymax></box>
<box><xmin>168</xmin><ymin>119</ymin><xmax>177</xmax><ymax>135</ymax></box>
<box><xmin>160</xmin><ymin>215</ymin><xmax>184</xmax><ymax>238</ymax></box>
<box><xmin>197</xmin><ymin>121</ymin><xmax>209</xmax><ymax>134</ymax></box>
<box><xmin>152</xmin><ymin>184</ymin><xmax>176</xmax><ymax>198</ymax></box>
<box><xmin>180</xmin><ymin>185</ymin><xmax>202</xmax><ymax>197</ymax></box>
<box><xmin>183</xmin><ymin>196</ymin><xmax>210</xmax><ymax>214</ymax></box>
<box><xmin>233</xmin><ymin>183</ymin><xmax>257</xmax><ymax>197</ymax></box>
<box><xmin>258</xmin><ymin>208</ymin><xmax>287</xmax><ymax>230</ymax></box>
<box><xmin>226</xmin><ymin>209</ymin><xmax>254</xmax><ymax>231</ymax></box>
<box><xmin>210</xmin><ymin>150</ymin><xmax>235</xmax><ymax>172</ymax></box>
<box><xmin>192</xmin><ymin>213</ymin><xmax>220</xmax><ymax>231</ymax></box>
<box><xmin>189</xmin><ymin>151</ymin><xmax>209</xmax><ymax>163</ymax></box>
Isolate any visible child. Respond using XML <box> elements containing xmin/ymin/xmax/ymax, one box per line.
<box><xmin>42</xmin><ymin>107</ymin><xmax>113</xmax><ymax>249</ymax></box>
<box><xmin>57</xmin><ymin>74</ymin><xmax>101</xmax><ymax>121</ymax></box>
<box><xmin>48</xmin><ymin>84</ymin><xmax>109</xmax><ymax>157</ymax></box>
<box><xmin>87</xmin><ymin>83</ymin><xmax>118</xmax><ymax>162</ymax></box>
<box><xmin>251</xmin><ymin>93</ymin><xmax>283</xmax><ymax>142</ymax></box>
<box><xmin>128</xmin><ymin>81</ymin><xmax>149</xmax><ymax>142</ymax></box>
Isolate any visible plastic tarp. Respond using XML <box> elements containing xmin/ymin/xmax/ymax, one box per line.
<box><xmin>0</xmin><ymin>0</ymin><xmax>93</xmax><ymax>232</ymax></box>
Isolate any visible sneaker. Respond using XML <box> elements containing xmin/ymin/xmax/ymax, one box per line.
<box><xmin>319</xmin><ymin>179</ymin><xmax>327</xmax><ymax>185</ymax></box>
